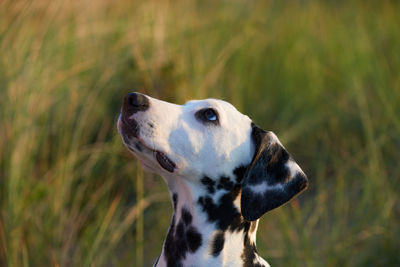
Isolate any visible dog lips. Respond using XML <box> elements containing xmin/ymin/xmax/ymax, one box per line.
<box><xmin>155</xmin><ymin>151</ymin><xmax>176</xmax><ymax>173</ymax></box>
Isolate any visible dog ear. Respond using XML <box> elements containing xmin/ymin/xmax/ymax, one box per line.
<box><xmin>241</xmin><ymin>124</ymin><xmax>308</xmax><ymax>221</ymax></box>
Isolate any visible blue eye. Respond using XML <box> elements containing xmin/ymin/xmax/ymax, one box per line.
<box><xmin>203</xmin><ymin>109</ymin><xmax>217</xmax><ymax>121</ymax></box>
<box><xmin>195</xmin><ymin>108</ymin><xmax>219</xmax><ymax>124</ymax></box>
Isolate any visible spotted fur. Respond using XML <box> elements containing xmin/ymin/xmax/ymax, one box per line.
<box><xmin>118</xmin><ymin>93</ymin><xmax>308</xmax><ymax>266</ymax></box>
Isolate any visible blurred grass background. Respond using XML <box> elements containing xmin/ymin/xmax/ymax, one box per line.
<box><xmin>1</xmin><ymin>0</ymin><xmax>399</xmax><ymax>266</ymax></box>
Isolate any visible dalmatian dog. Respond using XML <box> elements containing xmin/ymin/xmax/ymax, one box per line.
<box><xmin>117</xmin><ymin>92</ymin><xmax>308</xmax><ymax>267</ymax></box>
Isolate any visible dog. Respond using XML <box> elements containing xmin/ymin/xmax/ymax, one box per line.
<box><xmin>117</xmin><ymin>92</ymin><xmax>308</xmax><ymax>267</ymax></box>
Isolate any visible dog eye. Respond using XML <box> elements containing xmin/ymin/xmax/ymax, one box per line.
<box><xmin>195</xmin><ymin>108</ymin><xmax>219</xmax><ymax>125</ymax></box>
<box><xmin>203</xmin><ymin>109</ymin><xmax>217</xmax><ymax>121</ymax></box>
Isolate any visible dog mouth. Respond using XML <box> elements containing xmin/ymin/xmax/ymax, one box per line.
<box><xmin>154</xmin><ymin>151</ymin><xmax>176</xmax><ymax>173</ymax></box>
<box><xmin>119</xmin><ymin>117</ymin><xmax>176</xmax><ymax>173</ymax></box>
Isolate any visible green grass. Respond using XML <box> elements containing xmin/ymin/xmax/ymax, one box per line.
<box><xmin>1</xmin><ymin>0</ymin><xmax>399</xmax><ymax>266</ymax></box>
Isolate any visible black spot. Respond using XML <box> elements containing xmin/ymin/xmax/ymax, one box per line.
<box><xmin>198</xmin><ymin>193</ymin><xmax>245</xmax><ymax>231</ymax></box>
<box><xmin>181</xmin><ymin>208</ymin><xmax>192</xmax><ymax>226</ymax></box>
<box><xmin>164</xmin><ymin>215</ymin><xmax>182</xmax><ymax>267</ymax></box>
<box><xmin>164</xmin><ymin>207</ymin><xmax>202</xmax><ymax>267</ymax></box>
<box><xmin>217</xmin><ymin>176</ymin><xmax>234</xmax><ymax>191</ymax></box>
<box><xmin>186</xmin><ymin>226</ymin><xmax>202</xmax><ymax>252</ymax></box>
<box><xmin>211</xmin><ymin>232</ymin><xmax>225</xmax><ymax>256</ymax></box>
<box><xmin>135</xmin><ymin>143</ymin><xmax>142</xmax><ymax>152</ymax></box>
<box><xmin>234</xmin><ymin>165</ymin><xmax>247</xmax><ymax>184</ymax></box>
<box><xmin>172</xmin><ymin>193</ymin><xmax>178</xmax><ymax>210</ymax></box>
<box><xmin>176</xmin><ymin>221</ymin><xmax>185</xmax><ymax>238</ymax></box>
<box><xmin>231</xmin><ymin>184</ymin><xmax>242</xmax><ymax>201</ymax></box>
<box><xmin>242</xmin><ymin>233</ymin><xmax>258</xmax><ymax>267</ymax></box>
<box><xmin>201</xmin><ymin>176</ymin><xmax>216</xmax><ymax>194</ymax></box>
<box><xmin>231</xmin><ymin>216</ymin><xmax>250</xmax><ymax>233</ymax></box>
<box><xmin>148</xmin><ymin>122</ymin><xmax>154</xmax><ymax>128</ymax></box>
<box><xmin>231</xmin><ymin>166</ymin><xmax>248</xmax><ymax>200</ymax></box>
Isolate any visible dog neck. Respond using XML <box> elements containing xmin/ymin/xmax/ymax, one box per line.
<box><xmin>155</xmin><ymin>170</ymin><xmax>269</xmax><ymax>267</ymax></box>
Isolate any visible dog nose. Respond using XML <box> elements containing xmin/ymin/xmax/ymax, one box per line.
<box><xmin>123</xmin><ymin>92</ymin><xmax>150</xmax><ymax>115</ymax></box>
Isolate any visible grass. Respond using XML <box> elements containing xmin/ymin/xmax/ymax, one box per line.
<box><xmin>1</xmin><ymin>0</ymin><xmax>399</xmax><ymax>266</ymax></box>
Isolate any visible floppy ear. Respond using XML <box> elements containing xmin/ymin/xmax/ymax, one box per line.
<box><xmin>241</xmin><ymin>124</ymin><xmax>308</xmax><ymax>221</ymax></box>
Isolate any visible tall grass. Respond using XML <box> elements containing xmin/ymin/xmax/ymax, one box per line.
<box><xmin>1</xmin><ymin>0</ymin><xmax>399</xmax><ymax>266</ymax></box>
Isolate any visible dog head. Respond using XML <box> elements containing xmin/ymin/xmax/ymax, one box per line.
<box><xmin>118</xmin><ymin>92</ymin><xmax>307</xmax><ymax>220</ymax></box>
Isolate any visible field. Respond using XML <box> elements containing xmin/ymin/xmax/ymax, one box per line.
<box><xmin>1</xmin><ymin>0</ymin><xmax>399</xmax><ymax>266</ymax></box>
